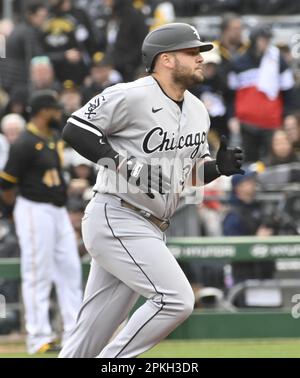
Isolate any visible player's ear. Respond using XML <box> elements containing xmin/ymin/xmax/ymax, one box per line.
<box><xmin>160</xmin><ymin>52</ymin><xmax>175</xmax><ymax>70</ymax></box>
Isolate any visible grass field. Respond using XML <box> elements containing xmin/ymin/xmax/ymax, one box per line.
<box><xmin>1</xmin><ymin>338</ymin><xmax>300</xmax><ymax>358</ymax></box>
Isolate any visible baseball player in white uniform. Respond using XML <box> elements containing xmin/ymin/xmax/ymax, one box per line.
<box><xmin>59</xmin><ymin>23</ymin><xmax>244</xmax><ymax>358</ymax></box>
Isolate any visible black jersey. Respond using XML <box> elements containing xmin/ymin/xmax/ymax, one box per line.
<box><xmin>0</xmin><ymin>123</ymin><xmax>67</xmax><ymax>207</ymax></box>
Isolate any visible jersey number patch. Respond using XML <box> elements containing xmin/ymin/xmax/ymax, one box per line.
<box><xmin>42</xmin><ymin>169</ymin><xmax>61</xmax><ymax>187</ymax></box>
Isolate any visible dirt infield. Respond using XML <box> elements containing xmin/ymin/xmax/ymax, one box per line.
<box><xmin>0</xmin><ymin>344</ymin><xmax>25</xmax><ymax>353</ymax></box>
<box><xmin>0</xmin><ymin>334</ymin><xmax>26</xmax><ymax>354</ymax></box>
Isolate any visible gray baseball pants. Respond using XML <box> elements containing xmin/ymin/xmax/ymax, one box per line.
<box><xmin>59</xmin><ymin>193</ymin><xmax>195</xmax><ymax>358</ymax></box>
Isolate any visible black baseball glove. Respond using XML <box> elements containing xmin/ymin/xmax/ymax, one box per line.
<box><xmin>216</xmin><ymin>135</ymin><xmax>245</xmax><ymax>176</ymax></box>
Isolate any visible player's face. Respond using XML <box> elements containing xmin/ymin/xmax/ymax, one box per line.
<box><xmin>170</xmin><ymin>47</ymin><xmax>204</xmax><ymax>88</ymax></box>
<box><xmin>44</xmin><ymin>108</ymin><xmax>63</xmax><ymax>129</ymax></box>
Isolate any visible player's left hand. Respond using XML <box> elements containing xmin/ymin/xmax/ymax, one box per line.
<box><xmin>216</xmin><ymin>135</ymin><xmax>245</xmax><ymax>176</ymax></box>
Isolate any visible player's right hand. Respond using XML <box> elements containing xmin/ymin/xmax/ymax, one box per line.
<box><xmin>118</xmin><ymin>156</ymin><xmax>170</xmax><ymax>196</ymax></box>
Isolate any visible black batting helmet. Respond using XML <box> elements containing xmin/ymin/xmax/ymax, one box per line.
<box><xmin>142</xmin><ymin>23</ymin><xmax>214</xmax><ymax>73</ymax></box>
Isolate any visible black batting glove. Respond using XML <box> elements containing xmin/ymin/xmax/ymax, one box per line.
<box><xmin>216</xmin><ymin>135</ymin><xmax>245</xmax><ymax>176</ymax></box>
<box><xmin>118</xmin><ymin>156</ymin><xmax>170</xmax><ymax>196</ymax></box>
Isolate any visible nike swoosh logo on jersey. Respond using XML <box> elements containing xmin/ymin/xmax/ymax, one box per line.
<box><xmin>152</xmin><ymin>107</ymin><xmax>163</xmax><ymax>113</ymax></box>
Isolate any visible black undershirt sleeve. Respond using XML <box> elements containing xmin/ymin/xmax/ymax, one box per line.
<box><xmin>204</xmin><ymin>160</ymin><xmax>221</xmax><ymax>184</ymax></box>
<box><xmin>63</xmin><ymin>122</ymin><xmax>120</xmax><ymax>167</ymax></box>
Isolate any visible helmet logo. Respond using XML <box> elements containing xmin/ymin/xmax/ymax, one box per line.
<box><xmin>190</xmin><ymin>26</ymin><xmax>200</xmax><ymax>40</ymax></box>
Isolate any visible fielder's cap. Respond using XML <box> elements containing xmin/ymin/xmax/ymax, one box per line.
<box><xmin>231</xmin><ymin>169</ymin><xmax>256</xmax><ymax>189</ymax></box>
<box><xmin>28</xmin><ymin>90</ymin><xmax>62</xmax><ymax>115</ymax></box>
<box><xmin>142</xmin><ymin>22</ymin><xmax>214</xmax><ymax>72</ymax></box>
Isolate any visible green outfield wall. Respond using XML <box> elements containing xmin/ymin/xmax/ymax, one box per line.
<box><xmin>1</xmin><ymin>236</ymin><xmax>300</xmax><ymax>339</ymax></box>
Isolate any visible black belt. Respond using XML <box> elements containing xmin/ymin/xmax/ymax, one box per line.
<box><xmin>120</xmin><ymin>200</ymin><xmax>170</xmax><ymax>232</ymax></box>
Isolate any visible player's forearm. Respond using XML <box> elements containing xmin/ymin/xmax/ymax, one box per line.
<box><xmin>203</xmin><ymin>160</ymin><xmax>221</xmax><ymax>184</ymax></box>
<box><xmin>0</xmin><ymin>188</ymin><xmax>16</xmax><ymax>206</ymax></box>
<box><xmin>63</xmin><ymin>122</ymin><xmax>120</xmax><ymax>168</ymax></box>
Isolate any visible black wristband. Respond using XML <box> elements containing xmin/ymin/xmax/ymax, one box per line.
<box><xmin>204</xmin><ymin>160</ymin><xmax>221</xmax><ymax>184</ymax></box>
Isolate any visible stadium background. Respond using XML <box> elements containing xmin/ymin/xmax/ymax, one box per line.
<box><xmin>1</xmin><ymin>0</ymin><xmax>300</xmax><ymax>357</ymax></box>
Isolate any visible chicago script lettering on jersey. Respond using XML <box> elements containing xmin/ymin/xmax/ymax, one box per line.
<box><xmin>143</xmin><ymin>126</ymin><xmax>206</xmax><ymax>159</ymax></box>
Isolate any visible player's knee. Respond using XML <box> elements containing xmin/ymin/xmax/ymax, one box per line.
<box><xmin>181</xmin><ymin>289</ymin><xmax>195</xmax><ymax>318</ymax></box>
<box><xmin>175</xmin><ymin>285</ymin><xmax>195</xmax><ymax>321</ymax></box>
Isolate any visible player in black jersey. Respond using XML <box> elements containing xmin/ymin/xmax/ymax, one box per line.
<box><xmin>0</xmin><ymin>90</ymin><xmax>82</xmax><ymax>354</ymax></box>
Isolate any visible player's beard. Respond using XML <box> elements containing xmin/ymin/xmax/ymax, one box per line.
<box><xmin>48</xmin><ymin>117</ymin><xmax>62</xmax><ymax>130</ymax></box>
<box><xmin>171</xmin><ymin>56</ymin><xmax>204</xmax><ymax>89</ymax></box>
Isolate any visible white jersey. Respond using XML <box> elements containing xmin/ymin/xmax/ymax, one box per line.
<box><xmin>69</xmin><ymin>76</ymin><xmax>211</xmax><ymax>219</ymax></box>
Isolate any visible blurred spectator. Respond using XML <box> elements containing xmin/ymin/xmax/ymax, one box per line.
<box><xmin>105</xmin><ymin>0</ymin><xmax>148</xmax><ymax>81</ymax></box>
<box><xmin>198</xmin><ymin>178</ymin><xmax>226</xmax><ymax>236</ymax></box>
<box><xmin>0</xmin><ymin>18</ymin><xmax>14</xmax><ymax>37</ymax></box>
<box><xmin>223</xmin><ymin>170</ymin><xmax>274</xmax><ymax>236</ymax></box>
<box><xmin>59</xmin><ymin>80</ymin><xmax>82</xmax><ymax>125</ymax></box>
<box><xmin>68</xmin><ymin>178</ymin><xmax>90</xmax><ymax>201</ymax></box>
<box><xmin>214</xmin><ymin>13</ymin><xmax>247</xmax><ymax>75</ymax></box>
<box><xmin>192</xmin><ymin>48</ymin><xmax>228</xmax><ymax>140</ymax></box>
<box><xmin>283</xmin><ymin>113</ymin><xmax>300</xmax><ymax>158</ymax></box>
<box><xmin>228</xmin><ymin>25</ymin><xmax>295</xmax><ymax>163</ymax></box>
<box><xmin>213</xmin><ymin>13</ymin><xmax>247</xmax><ymax>145</ymax></box>
<box><xmin>43</xmin><ymin>0</ymin><xmax>97</xmax><ymax>84</ymax></box>
<box><xmin>29</xmin><ymin>56</ymin><xmax>61</xmax><ymax>92</ymax></box>
<box><xmin>67</xmin><ymin>197</ymin><xmax>87</xmax><ymax>256</ymax></box>
<box><xmin>265</xmin><ymin>129</ymin><xmax>299</xmax><ymax>166</ymax></box>
<box><xmin>0</xmin><ymin>89</ymin><xmax>9</xmax><ymax>114</ymax></box>
<box><xmin>68</xmin><ymin>150</ymin><xmax>96</xmax><ymax>186</ymax></box>
<box><xmin>64</xmin><ymin>149</ymin><xmax>95</xmax><ymax>258</ymax></box>
<box><xmin>1</xmin><ymin>113</ymin><xmax>26</xmax><ymax>145</ymax></box>
<box><xmin>278</xmin><ymin>44</ymin><xmax>300</xmax><ymax>112</ymax></box>
<box><xmin>150</xmin><ymin>1</ymin><xmax>175</xmax><ymax>30</ymax></box>
<box><xmin>133</xmin><ymin>0</ymin><xmax>151</xmax><ymax>14</ymax></box>
<box><xmin>74</xmin><ymin>0</ymin><xmax>108</xmax><ymax>51</ymax></box>
<box><xmin>0</xmin><ymin>0</ymin><xmax>48</xmax><ymax>94</ymax></box>
<box><xmin>81</xmin><ymin>53</ymin><xmax>123</xmax><ymax>103</ymax></box>
<box><xmin>223</xmin><ymin>170</ymin><xmax>276</xmax><ymax>302</ymax></box>
<box><xmin>0</xmin><ymin>86</ymin><xmax>29</xmax><ymax>120</ymax></box>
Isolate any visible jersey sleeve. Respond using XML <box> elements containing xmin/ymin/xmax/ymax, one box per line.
<box><xmin>68</xmin><ymin>85</ymin><xmax>128</xmax><ymax>137</ymax></box>
<box><xmin>0</xmin><ymin>140</ymin><xmax>33</xmax><ymax>189</ymax></box>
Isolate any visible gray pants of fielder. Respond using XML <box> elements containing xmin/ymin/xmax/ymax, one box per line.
<box><xmin>59</xmin><ymin>194</ymin><xmax>195</xmax><ymax>358</ymax></box>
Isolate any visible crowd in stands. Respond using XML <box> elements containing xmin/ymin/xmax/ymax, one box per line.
<box><xmin>1</xmin><ymin>0</ymin><xmax>300</xmax><ymax>329</ymax></box>
<box><xmin>3</xmin><ymin>0</ymin><xmax>300</xmax><ymax>18</ymax></box>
